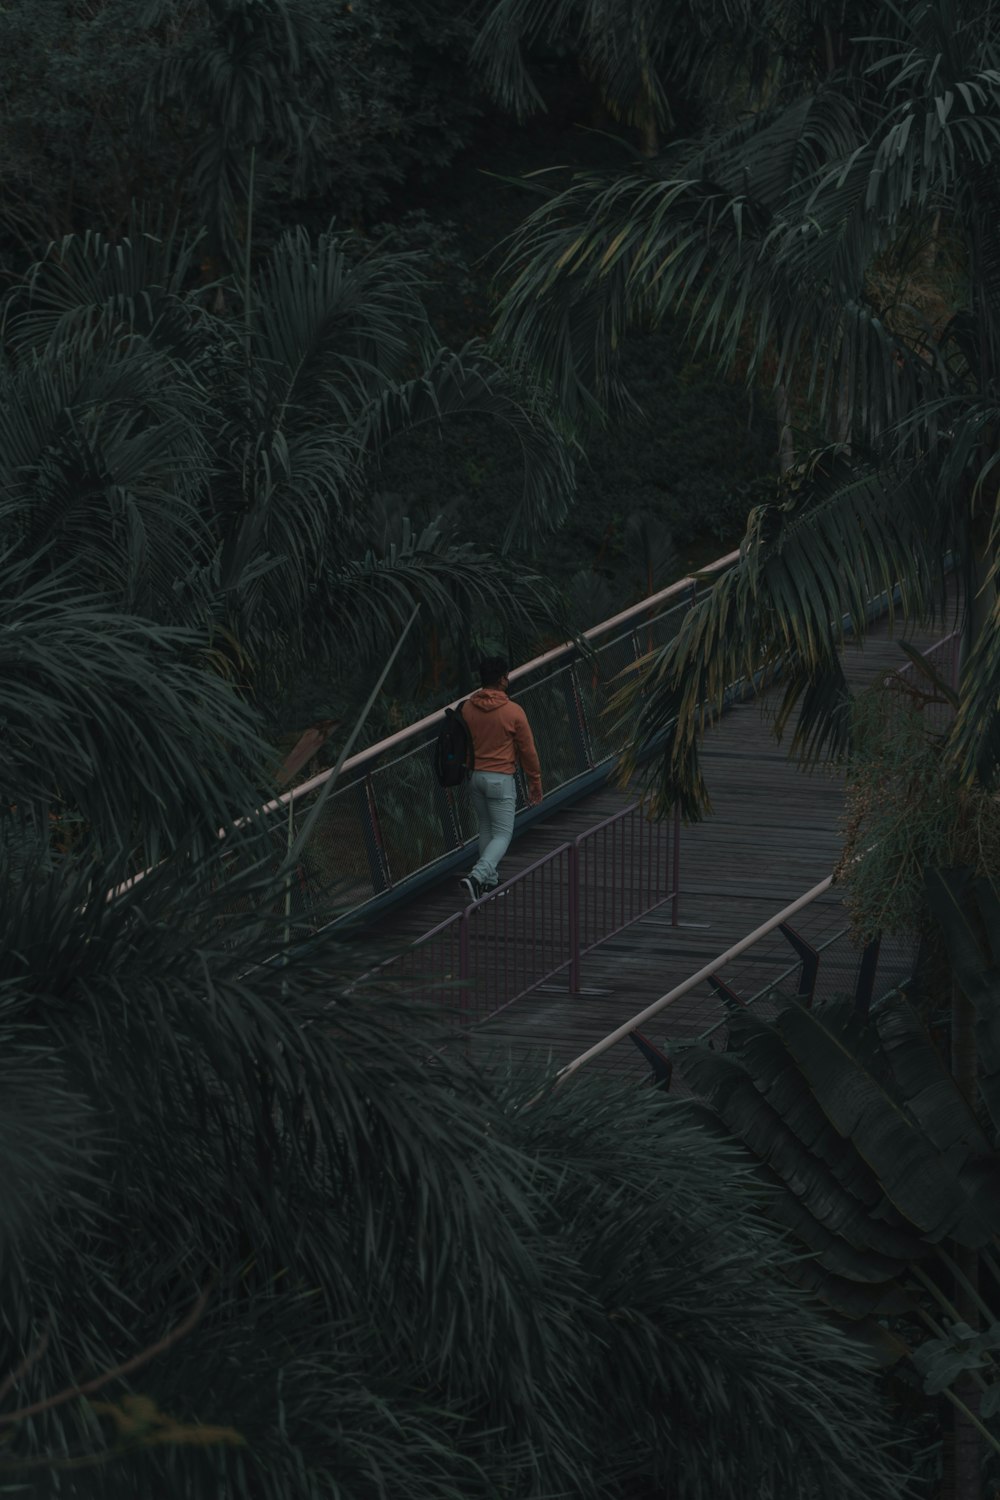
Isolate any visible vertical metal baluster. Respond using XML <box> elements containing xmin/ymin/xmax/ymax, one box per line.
<box><xmin>608</xmin><ymin>822</ymin><xmax>614</xmax><ymax>938</ymax></box>
<box><xmin>640</xmin><ymin>812</ymin><xmax>645</xmax><ymax>920</ymax></box>
<box><xmin>629</xmin><ymin>810</ymin><xmax>635</xmax><ymax>925</ymax></box>
<box><xmin>542</xmin><ymin>863</ymin><xmax>547</xmax><ymax>985</ymax></box>
<box><xmin>533</xmin><ymin>870</ymin><xmax>538</xmax><ymax>994</ymax></box>
<box><xmin>585</xmin><ymin>837</ymin><xmax>590</xmax><ymax>953</ymax></box>
<box><xmin>635</xmin><ymin>809</ymin><xmax>641</xmax><ymax>922</ymax></box>
<box><xmin>569</xmin><ymin>843</ymin><xmax>580</xmax><ymax>993</ymax></box>
<box><xmin>511</xmin><ymin>875</ymin><xmax>517</xmax><ymax>1001</ymax></box>
<box><xmin>492</xmin><ymin>898</ymin><xmax>498</xmax><ymax>1015</ymax></box>
<box><xmin>586</xmin><ymin>836</ymin><xmax>591</xmax><ymax>953</ymax></box>
<box><xmin>531</xmin><ymin>868</ymin><xmax>536</xmax><ymax>993</ymax></box>
<box><xmin>671</xmin><ymin>804</ymin><xmax>681</xmax><ymax>925</ymax></box>
<box><xmin>617</xmin><ymin>816</ymin><xmax>626</xmax><ymax>930</ymax></box>
<box><xmin>503</xmin><ymin>876</ymin><xmax>510</xmax><ymax>1007</ymax></box>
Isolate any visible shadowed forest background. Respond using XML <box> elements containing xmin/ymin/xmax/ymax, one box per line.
<box><xmin>0</xmin><ymin>0</ymin><xmax>777</xmax><ymax>755</ymax></box>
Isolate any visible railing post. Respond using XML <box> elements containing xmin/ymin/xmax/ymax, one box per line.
<box><xmin>854</xmin><ymin>935</ymin><xmax>881</xmax><ymax>1017</ymax></box>
<box><xmin>563</xmin><ymin>667</ymin><xmax>594</xmax><ymax>772</ymax></box>
<box><xmin>568</xmin><ymin>842</ymin><xmax>581</xmax><ymax>994</ymax></box>
<box><xmin>363</xmin><ymin>772</ymin><xmax>392</xmax><ymax>893</ymax></box>
<box><xmin>778</xmin><ymin>922</ymin><xmax>819</xmax><ymax>1005</ymax></box>
<box><xmin>431</xmin><ymin>778</ymin><xmax>462</xmax><ymax>849</ymax></box>
<box><xmin>671</xmin><ymin>804</ymin><xmax>681</xmax><ymax>926</ymax></box>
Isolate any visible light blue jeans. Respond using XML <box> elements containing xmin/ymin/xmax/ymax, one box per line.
<box><xmin>467</xmin><ymin>770</ymin><xmax>517</xmax><ymax>888</ymax></box>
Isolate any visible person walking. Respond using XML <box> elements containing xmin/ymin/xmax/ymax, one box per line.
<box><xmin>459</xmin><ymin>656</ymin><xmax>542</xmax><ymax>903</ymax></box>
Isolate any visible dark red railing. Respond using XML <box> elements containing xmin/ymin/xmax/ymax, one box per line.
<box><xmin>369</xmin><ymin>799</ymin><xmax>680</xmax><ymax>1026</ymax></box>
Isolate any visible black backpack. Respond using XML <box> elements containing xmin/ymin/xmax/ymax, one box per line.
<box><xmin>433</xmin><ymin>702</ymin><xmax>474</xmax><ymax>787</ymax></box>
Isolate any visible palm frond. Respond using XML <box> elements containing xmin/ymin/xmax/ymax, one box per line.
<box><xmin>498</xmin><ymin>1074</ymin><xmax>910</xmax><ymax>1500</ymax></box>
<box><xmin>0</xmin><ymin>559</ymin><xmax>274</xmax><ymax>865</ymax></box>
<box><xmin>359</xmin><ymin>342</ymin><xmax>576</xmax><ymax>549</ymax></box>
<box><xmin>605</xmin><ymin>447</ymin><xmax>951</xmax><ymax>818</ymax></box>
<box><xmin>0</xmin><ymin>827</ymin><xmax>908</xmax><ymax>1496</ymax></box>
<box><xmin>251</xmin><ymin>225</ymin><xmax>434</xmax><ymax>418</ymax></box>
<box><xmin>947</xmin><ymin>580</ymin><xmax>1000</xmax><ymax>788</ymax></box>
<box><xmin>0</xmin><ymin>344</ymin><xmax>215</xmax><ymax>620</ymax></box>
<box><xmin>471</xmin><ymin>0</ymin><xmax>757</xmax><ymax>126</ymax></box>
<box><xmin>2</xmin><ymin>208</ymin><xmax>209</xmax><ymax>363</ymax></box>
<box><xmin>0</xmin><ymin>992</ymin><xmax>104</xmax><ymax>1277</ymax></box>
<box><xmin>141</xmin><ymin>0</ymin><xmax>338</xmax><ymax>267</ymax></box>
<box><xmin>317</xmin><ymin>511</ymin><xmax>565</xmax><ymax>676</ymax></box>
<box><xmin>491</xmin><ymin>85</ymin><xmax>896</xmax><ymax>427</ymax></box>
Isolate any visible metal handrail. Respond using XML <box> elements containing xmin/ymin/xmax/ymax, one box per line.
<box><xmin>255</xmin><ymin>554</ymin><xmax>735</xmax><ymax>816</ymax></box>
<box><xmin>696</xmin><ymin>923</ymin><xmax>850</xmax><ymax>1044</ymax></box>
<box><xmin>551</xmin><ymin>876</ymin><xmax>833</xmax><ymax>1086</ymax></box>
<box><xmin>545</xmin><ymin>625</ymin><xmax>964</xmax><ymax>1090</ymax></box>
<box><xmin>368</xmin><ymin>798</ymin><xmax>680</xmax><ymax>1025</ymax></box>
<box><xmin>105</xmin><ymin>552</ymin><xmax>733</xmax><ymax>908</ymax></box>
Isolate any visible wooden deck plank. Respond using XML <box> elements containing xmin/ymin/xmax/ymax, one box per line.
<box><xmin>358</xmin><ymin>602</ymin><xmax>957</xmax><ymax>1077</ymax></box>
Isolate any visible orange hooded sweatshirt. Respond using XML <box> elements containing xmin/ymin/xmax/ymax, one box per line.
<box><xmin>461</xmin><ymin>689</ymin><xmax>542</xmax><ymax>795</ymax></box>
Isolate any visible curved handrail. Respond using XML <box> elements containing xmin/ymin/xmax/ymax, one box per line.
<box><xmin>542</xmin><ymin>624</ymin><xmax>963</xmax><ymax>1091</ymax></box>
<box><xmin>253</xmin><ymin>550</ymin><xmax>738</xmax><ymax>818</ymax></box>
<box><xmin>551</xmin><ymin>875</ymin><xmax>834</xmax><ymax>1086</ymax></box>
<box><xmin>107</xmin><ymin>549</ymin><xmax>739</xmax><ymax>903</ymax></box>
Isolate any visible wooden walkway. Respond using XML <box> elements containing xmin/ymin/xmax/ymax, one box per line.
<box><xmin>360</xmin><ymin>606</ymin><xmax>958</xmax><ymax>1083</ymax></box>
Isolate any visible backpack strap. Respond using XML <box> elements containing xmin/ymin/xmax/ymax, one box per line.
<box><xmin>454</xmin><ymin>700</ymin><xmax>474</xmax><ymax>770</ymax></box>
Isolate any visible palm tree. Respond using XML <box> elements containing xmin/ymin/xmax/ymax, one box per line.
<box><xmin>471</xmin><ymin>0</ymin><xmax>759</xmax><ymax>155</ymax></box>
<box><xmin>139</xmin><ymin>0</ymin><xmax>340</xmax><ymax>276</ymax></box>
<box><xmin>0</xmin><ymin>828</ymin><xmax>912</xmax><ymax>1497</ymax></box>
<box><xmin>0</xmin><ymin>210</ymin><xmax>574</xmax><ymax>866</ymax></box>
<box><xmin>485</xmin><ymin>3</ymin><xmax>1000</xmax><ymax>1491</ymax></box>
<box><xmin>484</xmin><ymin>0</ymin><xmax>1000</xmax><ymax>814</ymax></box>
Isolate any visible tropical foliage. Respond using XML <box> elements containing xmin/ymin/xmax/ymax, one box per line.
<box><xmin>3</xmin><ymin>2</ymin><xmax>968</xmax><ymax>1494</ymax></box>
<box><xmin>661</xmin><ymin>865</ymin><xmax>1000</xmax><ymax>1492</ymax></box>
<box><xmin>0</xmin><ymin>209</ymin><xmax>573</xmax><ymax>865</ymax></box>
<box><xmin>484</xmin><ymin>0</ymin><xmax>1000</xmax><ymax>819</ymax></box>
<box><xmin>0</xmin><ymin>0</ymin><xmax>480</xmax><ymax>262</ymax></box>
<box><xmin>0</xmin><ymin>829</ymin><xmax>910</xmax><ymax>1497</ymax></box>
<box><xmin>834</xmin><ymin>673</ymin><xmax>1000</xmax><ymax>943</ymax></box>
<box><xmin>477</xmin><ymin>4</ymin><xmax>1000</xmax><ymax>1491</ymax></box>
<box><xmin>472</xmin><ymin>0</ymin><xmax>758</xmax><ymax>152</ymax></box>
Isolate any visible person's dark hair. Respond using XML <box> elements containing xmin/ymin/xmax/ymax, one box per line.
<box><xmin>479</xmin><ymin>655</ymin><xmax>509</xmax><ymax>687</ymax></box>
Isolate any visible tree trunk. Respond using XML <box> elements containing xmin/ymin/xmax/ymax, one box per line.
<box><xmin>775</xmin><ymin>383</ymin><xmax>795</xmax><ymax>474</ymax></box>
<box><xmin>639</xmin><ymin>109</ymin><xmax>660</xmax><ymax>157</ymax></box>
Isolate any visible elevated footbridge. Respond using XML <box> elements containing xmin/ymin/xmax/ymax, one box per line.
<box><xmin>255</xmin><ymin>551</ymin><xmax>961</xmax><ymax>1080</ymax></box>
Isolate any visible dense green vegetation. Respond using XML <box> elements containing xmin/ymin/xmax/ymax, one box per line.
<box><xmin>494</xmin><ymin>1</ymin><xmax>1000</xmax><ymax>1494</ymax></box>
<box><xmin>0</xmin><ymin>1</ymin><xmax>776</xmax><ymax>739</ymax></box>
<box><xmin>7</xmin><ymin>0</ymin><xmax>1000</xmax><ymax>1495</ymax></box>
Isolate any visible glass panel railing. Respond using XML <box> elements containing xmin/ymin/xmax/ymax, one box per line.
<box><xmin>105</xmin><ymin>554</ymin><xmax>740</xmax><ymax>923</ymax></box>
<box><xmin>272</xmin><ymin>577</ymin><xmax>721</xmax><ymax>925</ymax></box>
